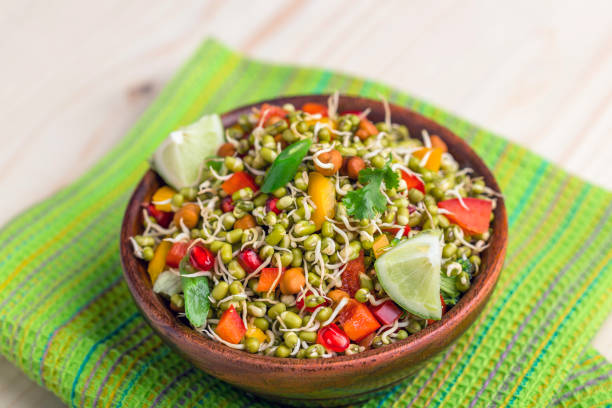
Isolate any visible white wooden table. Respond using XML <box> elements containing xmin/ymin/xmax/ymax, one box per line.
<box><xmin>1</xmin><ymin>0</ymin><xmax>610</xmax><ymax>406</ymax></box>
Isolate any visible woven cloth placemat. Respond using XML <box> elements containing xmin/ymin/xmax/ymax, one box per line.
<box><xmin>1</xmin><ymin>38</ymin><xmax>610</xmax><ymax>408</ymax></box>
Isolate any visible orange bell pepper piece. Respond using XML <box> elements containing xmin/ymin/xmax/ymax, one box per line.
<box><xmin>308</xmin><ymin>172</ymin><xmax>335</xmax><ymax>230</ymax></box>
<box><xmin>256</xmin><ymin>267</ymin><xmax>284</xmax><ymax>292</ymax></box>
<box><xmin>152</xmin><ymin>186</ymin><xmax>177</xmax><ymax>212</ymax></box>
<box><xmin>216</xmin><ymin>305</ymin><xmax>246</xmax><ymax>344</ymax></box>
<box><xmin>430</xmin><ymin>135</ymin><xmax>448</xmax><ymax>152</ymax></box>
<box><xmin>339</xmin><ymin>299</ymin><xmax>380</xmax><ymax>341</ymax></box>
<box><xmin>413</xmin><ymin>147</ymin><xmax>443</xmax><ymax>172</ymax></box>
<box><xmin>147</xmin><ymin>241</ymin><xmax>172</xmax><ymax>283</ymax></box>
<box><xmin>372</xmin><ymin>234</ymin><xmax>390</xmax><ymax>258</ymax></box>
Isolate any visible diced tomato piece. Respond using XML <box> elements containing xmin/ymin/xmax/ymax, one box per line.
<box><xmin>221</xmin><ymin>171</ymin><xmax>259</xmax><ymax>195</ymax></box>
<box><xmin>370</xmin><ymin>300</ymin><xmax>403</xmax><ymax>325</ymax></box>
<box><xmin>146</xmin><ymin>203</ymin><xmax>173</xmax><ymax>228</ymax></box>
<box><xmin>341</xmin><ymin>251</ymin><xmax>365</xmax><ymax>296</ymax></box>
<box><xmin>216</xmin><ymin>305</ymin><xmax>246</xmax><ymax>344</ymax></box>
<box><xmin>166</xmin><ymin>241</ymin><xmax>190</xmax><ymax>268</ymax></box>
<box><xmin>339</xmin><ymin>299</ymin><xmax>380</xmax><ymax>341</ymax></box>
<box><xmin>317</xmin><ymin>323</ymin><xmax>350</xmax><ymax>352</ymax></box>
<box><xmin>301</xmin><ymin>102</ymin><xmax>328</xmax><ymax>117</ymax></box>
<box><xmin>400</xmin><ymin>171</ymin><xmax>425</xmax><ymax>194</ymax></box>
<box><xmin>256</xmin><ymin>267</ymin><xmax>284</xmax><ymax>292</ymax></box>
<box><xmin>437</xmin><ymin>198</ymin><xmax>492</xmax><ymax>235</ymax></box>
<box><xmin>296</xmin><ymin>290</ymin><xmax>329</xmax><ymax>312</ymax></box>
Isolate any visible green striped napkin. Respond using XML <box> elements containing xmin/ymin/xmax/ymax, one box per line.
<box><xmin>0</xmin><ymin>38</ymin><xmax>610</xmax><ymax>408</ymax></box>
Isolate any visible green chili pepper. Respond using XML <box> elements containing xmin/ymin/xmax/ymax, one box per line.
<box><xmin>261</xmin><ymin>139</ymin><xmax>312</xmax><ymax>193</ymax></box>
<box><xmin>180</xmin><ymin>254</ymin><xmax>210</xmax><ymax>328</ymax></box>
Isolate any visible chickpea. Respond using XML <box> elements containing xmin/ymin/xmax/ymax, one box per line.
<box><xmin>217</xmin><ymin>142</ymin><xmax>236</xmax><ymax>157</ymax></box>
<box><xmin>314</xmin><ymin>149</ymin><xmax>343</xmax><ymax>176</ymax></box>
<box><xmin>279</xmin><ymin>267</ymin><xmax>306</xmax><ymax>295</ymax></box>
<box><xmin>173</xmin><ymin>203</ymin><xmax>200</xmax><ymax>229</ymax></box>
<box><xmin>345</xmin><ymin>156</ymin><xmax>366</xmax><ymax>180</ymax></box>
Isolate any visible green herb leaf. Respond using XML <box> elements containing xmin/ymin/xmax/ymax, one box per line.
<box><xmin>179</xmin><ymin>254</ymin><xmax>210</xmax><ymax>328</ymax></box>
<box><xmin>342</xmin><ymin>160</ymin><xmax>399</xmax><ymax>219</ymax></box>
<box><xmin>261</xmin><ymin>138</ymin><xmax>312</xmax><ymax>193</ymax></box>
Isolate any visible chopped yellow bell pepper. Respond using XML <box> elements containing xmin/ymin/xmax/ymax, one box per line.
<box><xmin>372</xmin><ymin>234</ymin><xmax>390</xmax><ymax>258</ymax></box>
<box><xmin>245</xmin><ymin>325</ymin><xmax>268</xmax><ymax>343</ymax></box>
<box><xmin>308</xmin><ymin>172</ymin><xmax>335</xmax><ymax>230</ymax></box>
<box><xmin>413</xmin><ymin>148</ymin><xmax>443</xmax><ymax>172</ymax></box>
<box><xmin>306</xmin><ymin>116</ymin><xmax>337</xmax><ymax>131</ymax></box>
<box><xmin>152</xmin><ymin>186</ymin><xmax>177</xmax><ymax>212</ymax></box>
<box><xmin>147</xmin><ymin>241</ymin><xmax>172</xmax><ymax>283</ymax></box>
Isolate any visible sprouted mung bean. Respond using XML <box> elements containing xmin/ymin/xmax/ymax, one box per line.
<box><xmin>131</xmin><ymin>94</ymin><xmax>500</xmax><ymax>358</ymax></box>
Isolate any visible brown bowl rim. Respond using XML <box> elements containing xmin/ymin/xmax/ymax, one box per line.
<box><xmin>120</xmin><ymin>94</ymin><xmax>507</xmax><ymax>373</ymax></box>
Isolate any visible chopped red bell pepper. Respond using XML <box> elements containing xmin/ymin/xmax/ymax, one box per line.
<box><xmin>400</xmin><ymin>171</ymin><xmax>425</xmax><ymax>194</ymax></box>
<box><xmin>257</xmin><ymin>104</ymin><xmax>287</xmax><ymax>128</ymax></box>
<box><xmin>166</xmin><ymin>241</ymin><xmax>191</xmax><ymax>268</ymax></box>
<box><xmin>256</xmin><ymin>267</ymin><xmax>284</xmax><ymax>292</ymax></box>
<box><xmin>146</xmin><ymin>203</ymin><xmax>173</xmax><ymax>228</ymax></box>
<box><xmin>301</xmin><ymin>102</ymin><xmax>328</xmax><ymax>117</ymax></box>
<box><xmin>216</xmin><ymin>305</ymin><xmax>246</xmax><ymax>344</ymax></box>
<box><xmin>387</xmin><ymin>225</ymin><xmax>411</xmax><ymax>238</ymax></box>
<box><xmin>317</xmin><ymin>323</ymin><xmax>350</xmax><ymax>352</ymax></box>
<box><xmin>370</xmin><ymin>300</ymin><xmax>403</xmax><ymax>325</ymax></box>
<box><xmin>221</xmin><ymin>171</ymin><xmax>259</xmax><ymax>195</ymax></box>
<box><xmin>339</xmin><ymin>299</ymin><xmax>380</xmax><ymax>341</ymax></box>
<box><xmin>341</xmin><ymin>251</ymin><xmax>365</xmax><ymax>296</ymax></box>
<box><xmin>437</xmin><ymin>197</ymin><xmax>492</xmax><ymax>235</ymax></box>
<box><xmin>260</xmin><ymin>103</ymin><xmax>287</xmax><ymax>118</ymax></box>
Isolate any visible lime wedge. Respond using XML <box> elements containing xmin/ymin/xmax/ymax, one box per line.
<box><xmin>375</xmin><ymin>230</ymin><xmax>442</xmax><ymax>320</ymax></box>
<box><xmin>152</xmin><ymin>114</ymin><xmax>224</xmax><ymax>190</ymax></box>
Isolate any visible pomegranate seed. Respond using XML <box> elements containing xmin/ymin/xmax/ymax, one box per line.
<box><xmin>221</xmin><ymin>196</ymin><xmax>234</xmax><ymax>213</ymax></box>
<box><xmin>317</xmin><ymin>323</ymin><xmax>350</xmax><ymax>353</ymax></box>
<box><xmin>265</xmin><ymin>197</ymin><xmax>281</xmax><ymax>215</ymax></box>
<box><xmin>147</xmin><ymin>203</ymin><xmax>173</xmax><ymax>228</ymax></box>
<box><xmin>237</xmin><ymin>248</ymin><xmax>263</xmax><ymax>273</ymax></box>
<box><xmin>189</xmin><ymin>245</ymin><xmax>214</xmax><ymax>271</ymax></box>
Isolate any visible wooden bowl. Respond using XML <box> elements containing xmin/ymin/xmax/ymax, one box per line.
<box><xmin>120</xmin><ymin>95</ymin><xmax>507</xmax><ymax>406</ymax></box>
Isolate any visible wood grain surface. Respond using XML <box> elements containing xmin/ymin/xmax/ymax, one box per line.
<box><xmin>0</xmin><ymin>0</ymin><xmax>610</xmax><ymax>406</ymax></box>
